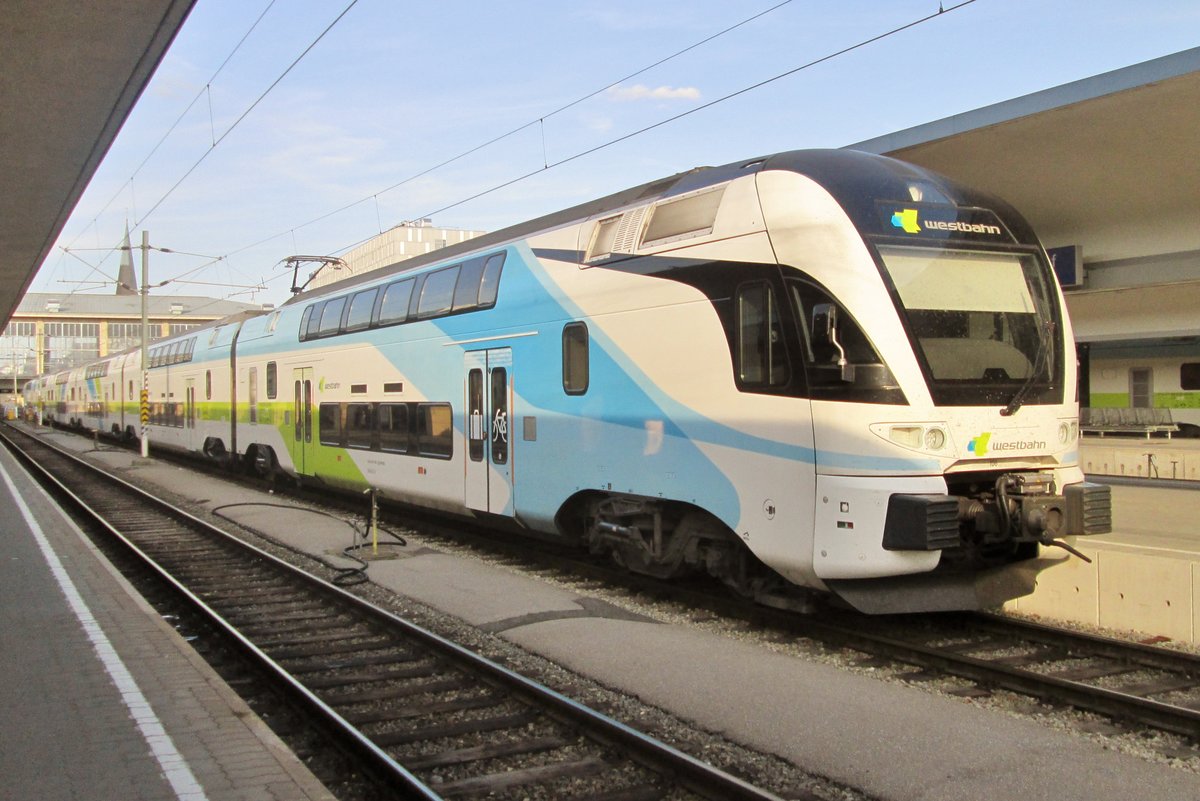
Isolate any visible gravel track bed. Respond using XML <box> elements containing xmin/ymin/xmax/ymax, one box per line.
<box><xmin>100</xmin><ymin>456</ymin><xmax>1195</xmax><ymax>797</ymax></box>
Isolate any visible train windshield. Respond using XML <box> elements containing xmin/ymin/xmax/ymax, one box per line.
<box><xmin>878</xmin><ymin>245</ymin><xmax>1062</xmax><ymax>406</ymax></box>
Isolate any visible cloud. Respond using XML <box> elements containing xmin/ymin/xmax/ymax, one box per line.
<box><xmin>607</xmin><ymin>84</ymin><xmax>701</xmax><ymax>102</ymax></box>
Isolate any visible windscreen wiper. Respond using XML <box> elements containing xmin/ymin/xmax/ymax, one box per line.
<box><xmin>1001</xmin><ymin>320</ymin><xmax>1055</xmax><ymax>417</ymax></box>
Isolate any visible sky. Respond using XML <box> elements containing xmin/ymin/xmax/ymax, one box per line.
<box><xmin>34</xmin><ymin>0</ymin><xmax>1200</xmax><ymax>310</ymax></box>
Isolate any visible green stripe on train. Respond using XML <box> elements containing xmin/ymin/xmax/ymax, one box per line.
<box><xmin>1087</xmin><ymin>392</ymin><xmax>1200</xmax><ymax>409</ymax></box>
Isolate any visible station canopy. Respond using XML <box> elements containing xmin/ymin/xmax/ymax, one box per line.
<box><xmin>0</xmin><ymin>1</ymin><xmax>195</xmax><ymax>325</ymax></box>
<box><xmin>850</xmin><ymin>47</ymin><xmax>1200</xmax><ymax>346</ymax></box>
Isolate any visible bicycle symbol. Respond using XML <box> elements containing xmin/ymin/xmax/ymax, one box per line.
<box><xmin>492</xmin><ymin>409</ymin><xmax>508</xmax><ymax>444</ymax></box>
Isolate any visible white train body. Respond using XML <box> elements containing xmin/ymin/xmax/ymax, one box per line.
<box><xmin>30</xmin><ymin>150</ymin><xmax>1111</xmax><ymax>613</ymax></box>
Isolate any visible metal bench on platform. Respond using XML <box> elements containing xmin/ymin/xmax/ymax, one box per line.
<box><xmin>1081</xmin><ymin>407</ymin><xmax>1178</xmax><ymax>439</ymax></box>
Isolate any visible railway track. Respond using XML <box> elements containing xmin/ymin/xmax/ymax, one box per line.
<box><xmin>396</xmin><ymin>496</ymin><xmax>1200</xmax><ymax>747</ymax></box>
<box><xmin>1</xmin><ymin>424</ymin><xmax>792</xmax><ymax>801</ymax></box>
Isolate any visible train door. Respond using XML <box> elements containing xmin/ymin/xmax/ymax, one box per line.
<box><xmin>184</xmin><ymin>378</ymin><xmax>197</xmax><ymax>449</ymax></box>
<box><xmin>292</xmin><ymin>367</ymin><xmax>314</xmax><ymax>474</ymax></box>
<box><xmin>464</xmin><ymin>348</ymin><xmax>514</xmax><ymax>516</ymax></box>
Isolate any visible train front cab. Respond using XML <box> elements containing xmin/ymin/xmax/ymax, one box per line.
<box><xmin>756</xmin><ymin>154</ymin><xmax>1112</xmax><ymax>613</ymax></box>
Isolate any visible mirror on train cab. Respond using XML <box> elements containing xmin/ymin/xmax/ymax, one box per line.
<box><xmin>811</xmin><ymin>303</ymin><xmax>855</xmax><ymax>383</ymax></box>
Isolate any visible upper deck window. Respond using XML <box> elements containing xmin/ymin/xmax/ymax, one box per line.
<box><xmin>642</xmin><ymin>186</ymin><xmax>725</xmax><ymax>247</ymax></box>
<box><xmin>417</xmin><ymin>266</ymin><xmax>460</xmax><ymax>318</ymax></box>
<box><xmin>344</xmin><ymin>289</ymin><xmax>377</xmax><ymax>332</ymax></box>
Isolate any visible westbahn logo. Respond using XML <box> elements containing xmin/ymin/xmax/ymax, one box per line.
<box><xmin>883</xmin><ymin>203</ymin><xmax>1012</xmax><ymax>237</ymax></box>
<box><xmin>891</xmin><ymin>209</ymin><xmax>921</xmax><ymax>234</ymax></box>
<box><xmin>968</xmin><ymin>432</ymin><xmax>1047</xmax><ymax>457</ymax></box>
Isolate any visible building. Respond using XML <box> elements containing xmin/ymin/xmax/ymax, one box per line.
<box><xmin>305</xmin><ymin>219</ymin><xmax>485</xmax><ymax>290</ymax></box>
<box><xmin>0</xmin><ymin>292</ymin><xmax>262</xmax><ymax>399</ymax></box>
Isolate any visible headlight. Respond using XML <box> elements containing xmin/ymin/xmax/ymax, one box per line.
<box><xmin>889</xmin><ymin>425</ymin><xmax>922</xmax><ymax>448</ymax></box>
<box><xmin>924</xmin><ymin>427</ymin><xmax>946</xmax><ymax>451</ymax></box>
<box><xmin>883</xmin><ymin>424</ymin><xmax>948</xmax><ymax>452</ymax></box>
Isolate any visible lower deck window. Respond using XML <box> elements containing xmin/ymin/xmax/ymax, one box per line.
<box><xmin>378</xmin><ymin>403</ymin><xmax>409</xmax><ymax>453</ymax></box>
<box><xmin>416</xmin><ymin>403</ymin><xmax>453</xmax><ymax>457</ymax></box>
<box><xmin>345</xmin><ymin>403</ymin><xmax>374</xmax><ymax>448</ymax></box>
<box><xmin>319</xmin><ymin>403</ymin><xmax>341</xmax><ymax>446</ymax></box>
<box><xmin>314</xmin><ymin>400</ymin><xmax>452</xmax><ymax>459</ymax></box>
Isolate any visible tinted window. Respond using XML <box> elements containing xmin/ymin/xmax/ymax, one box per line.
<box><xmin>318</xmin><ymin>403</ymin><xmax>341</xmax><ymax>446</ymax></box>
<box><xmin>299</xmin><ymin>306</ymin><xmax>313</xmax><ymax>339</ymax></box>
<box><xmin>378</xmin><ymin>403</ymin><xmax>409</xmax><ymax>453</ymax></box>
<box><xmin>453</xmin><ymin>259</ymin><xmax>486</xmax><ymax>310</ymax></box>
<box><xmin>736</xmin><ymin>282</ymin><xmax>789</xmax><ymax>388</ymax></box>
<box><xmin>1182</xmin><ymin>363</ymin><xmax>1200</xmax><ymax>391</ymax></box>
<box><xmin>479</xmin><ymin>253</ymin><xmax>505</xmax><ymax>306</ymax></box>
<box><xmin>418</xmin><ymin>266</ymin><xmax>459</xmax><ymax>318</ymax></box>
<box><xmin>304</xmin><ymin>302</ymin><xmax>324</xmax><ymax>339</ymax></box>
<box><xmin>416</xmin><ymin>403</ymin><xmax>453</xmax><ymax>457</ymax></box>
<box><xmin>491</xmin><ymin>368</ymin><xmax>508</xmax><ymax>465</ymax></box>
<box><xmin>318</xmin><ymin>297</ymin><xmax>346</xmax><ymax>335</ymax></box>
<box><xmin>345</xmin><ymin>288</ymin><xmax>377</xmax><ymax>332</ymax></box>
<box><xmin>378</xmin><ymin>279</ymin><xmax>414</xmax><ymax>325</ymax></box>
<box><xmin>266</xmin><ymin>361</ymin><xmax>277</xmax><ymax>399</ymax></box>
<box><xmin>345</xmin><ymin>403</ymin><xmax>374</xmax><ymax>449</ymax></box>
<box><xmin>563</xmin><ymin>322</ymin><xmax>589</xmax><ymax>394</ymax></box>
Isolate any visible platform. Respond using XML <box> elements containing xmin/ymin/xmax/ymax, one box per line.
<box><xmin>1005</xmin><ymin>481</ymin><xmax>1200</xmax><ymax>643</ymax></box>
<box><xmin>1080</xmin><ymin>433</ymin><xmax>1200</xmax><ymax>481</ymax></box>
<box><xmin>1003</xmin><ymin>437</ymin><xmax>1200</xmax><ymax>643</ymax></box>
<box><xmin>9</xmin><ymin>421</ymin><xmax>1200</xmax><ymax>801</ymax></box>
<box><xmin>0</xmin><ymin>442</ymin><xmax>334</xmax><ymax>801</ymax></box>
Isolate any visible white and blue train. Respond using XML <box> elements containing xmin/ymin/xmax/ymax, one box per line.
<box><xmin>28</xmin><ymin>149</ymin><xmax>1111</xmax><ymax>613</ymax></box>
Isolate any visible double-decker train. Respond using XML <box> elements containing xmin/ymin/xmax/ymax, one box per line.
<box><xmin>25</xmin><ymin>149</ymin><xmax>1111</xmax><ymax>613</ymax></box>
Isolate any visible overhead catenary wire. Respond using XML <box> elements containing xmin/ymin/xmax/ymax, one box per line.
<box><xmin>134</xmin><ymin>0</ymin><xmax>362</xmax><ymax>231</ymax></box>
<box><xmin>43</xmin><ymin>0</ymin><xmax>354</xmax><ymax>306</ymax></box>
<box><xmin>51</xmin><ymin>1</ymin><xmax>977</xmax><ymax>308</ymax></box>
<box><xmin>334</xmin><ymin>0</ymin><xmax>977</xmax><ymax>255</ymax></box>
<box><xmin>59</xmin><ymin>1</ymin><xmax>281</xmax><ymax>268</ymax></box>
<box><xmin>226</xmin><ymin>0</ymin><xmax>799</xmax><ymax>260</ymax></box>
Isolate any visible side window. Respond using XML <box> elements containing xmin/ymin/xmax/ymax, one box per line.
<box><xmin>318</xmin><ymin>297</ymin><xmax>347</xmax><ymax>336</ymax></box>
<box><xmin>416</xmin><ymin>403</ymin><xmax>453</xmax><ymax>457</ymax></box>
<box><xmin>491</xmin><ymin>369</ymin><xmax>508</xmax><ymax>465</ymax></box>
<box><xmin>417</xmin><ymin>266</ymin><xmax>460</xmax><ymax>318</ymax></box>
<box><xmin>378</xmin><ymin>403</ymin><xmax>410</xmax><ymax>453</ymax></box>
<box><xmin>345</xmin><ymin>403</ymin><xmax>374</xmax><ymax>449</ymax></box>
<box><xmin>248</xmin><ymin>367</ymin><xmax>258</xmax><ymax>424</ymax></box>
<box><xmin>345</xmin><ymin>288</ymin><xmax>377</xmax><ymax>332</ymax></box>
<box><xmin>562</xmin><ymin>322</ymin><xmax>589</xmax><ymax>395</ymax></box>
<box><xmin>205</xmin><ymin>370</ymin><xmax>212</xmax><ymax>401</ymax></box>
<box><xmin>266</xmin><ymin>361</ymin><xmax>277</xmax><ymax>399</ymax></box>
<box><xmin>452</xmin><ymin>259</ymin><xmax>487</xmax><ymax>310</ymax></box>
<box><xmin>788</xmin><ymin>278</ymin><xmax>899</xmax><ymax>401</ymax></box>
<box><xmin>299</xmin><ymin>307</ymin><xmax>311</xmax><ymax>339</ymax></box>
<box><xmin>1182</xmin><ymin>363</ymin><xmax>1200</xmax><ymax>391</ymax></box>
<box><xmin>318</xmin><ymin>402</ymin><xmax>342</xmax><ymax>446</ymax></box>
<box><xmin>468</xmin><ymin>369</ymin><xmax>484</xmax><ymax>462</ymax></box>
<box><xmin>789</xmin><ymin>280</ymin><xmax>882</xmax><ymax>368</ymax></box>
<box><xmin>735</xmin><ymin>282</ymin><xmax>789</xmax><ymax>388</ymax></box>
<box><xmin>377</xmin><ymin>279</ymin><xmax>414</xmax><ymax>326</ymax></box>
<box><xmin>304</xmin><ymin>302</ymin><xmax>323</xmax><ymax>340</ymax></box>
<box><xmin>478</xmin><ymin>252</ymin><xmax>505</xmax><ymax>306</ymax></box>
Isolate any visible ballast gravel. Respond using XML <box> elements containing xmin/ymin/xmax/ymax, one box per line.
<box><xmin>98</xmin><ymin>458</ymin><xmax>1200</xmax><ymax>798</ymax></box>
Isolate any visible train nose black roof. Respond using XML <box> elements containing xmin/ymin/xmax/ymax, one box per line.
<box><xmin>757</xmin><ymin>149</ymin><xmax>1039</xmax><ymax>245</ymax></box>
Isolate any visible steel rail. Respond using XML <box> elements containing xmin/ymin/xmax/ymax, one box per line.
<box><xmin>0</xmin><ymin>426</ymin><xmax>442</xmax><ymax>800</ymax></box>
<box><xmin>1</xmin><ymin>424</ymin><xmax>791</xmax><ymax>801</ymax></box>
